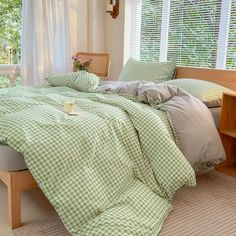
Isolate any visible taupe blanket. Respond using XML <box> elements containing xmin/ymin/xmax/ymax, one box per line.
<box><xmin>97</xmin><ymin>81</ymin><xmax>225</xmax><ymax>171</ymax></box>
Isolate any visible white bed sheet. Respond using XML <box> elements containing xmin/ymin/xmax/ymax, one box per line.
<box><xmin>0</xmin><ymin>143</ymin><xmax>27</xmax><ymax>171</ymax></box>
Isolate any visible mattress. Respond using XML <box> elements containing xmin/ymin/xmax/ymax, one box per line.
<box><xmin>0</xmin><ymin>143</ymin><xmax>27</xmax><ymax>171</ymax></box>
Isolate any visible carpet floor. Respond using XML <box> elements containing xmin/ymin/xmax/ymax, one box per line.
<box><xmin>13</xmin><ymin>170</ymin><xmax>236</xmax><ymax>236</ymax></box>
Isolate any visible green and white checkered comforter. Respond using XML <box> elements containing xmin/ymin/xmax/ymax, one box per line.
<box><xmin>0</xmin><ymin>86</ymin><xmax>196</xmax><ymax>235</ymax></box>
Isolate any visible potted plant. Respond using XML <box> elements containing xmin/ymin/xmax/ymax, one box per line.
<box><xmin>72</xmin><ymin>55</ymin><xmax>92</xmax><ymax>72</ymax></box>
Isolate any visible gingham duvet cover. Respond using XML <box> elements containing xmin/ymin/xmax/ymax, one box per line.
<box><xmin>0</xmin><ymin>86</ymin><xmax>196</xmax><ymax>235</ymax></box>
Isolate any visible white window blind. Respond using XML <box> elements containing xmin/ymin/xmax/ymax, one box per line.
<box><xmin>226</xmin><ymin>0</ymin><xmax>236</xmax><ymax>69</ymax></box>
<box><xmin>167</xmin><ymin>0</ymin><xmax>221</xmax><ymax>68</ymax></box>
<box><xmin>124</xmin><ymin>0</ymin><xmax>142</xmax><ymax>64</ymax></box>
<box><xmin>140</xmin><ymin>0</ymin><xmax>163</xmax><ymax>61</ymax></box>
<box><xmin>124</xmin><ymin>0</ymin><xmax>236</xmax><ymax>70</ymax></box>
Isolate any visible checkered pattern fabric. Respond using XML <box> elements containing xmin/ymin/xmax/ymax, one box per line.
<box><xmin>0</xmin><ymin>86</ymin><xmax>196</xmax><ymax>236</ymax></box>
<box><xmin>46</xmin><ymin>71</ymin><xmax>100</xmax><ymax>93</ymax></box>
<box><xmin>45</xmin><ymin>72</ymin><xmax>80</xmax><ymax>88</ymax></box>
<box><xmin>73</xmin><ymin>71</ymin><xmax>100</xmax><ymax>92</ymax></box>
<box><xmin>163</xmin><ymin>78</ymin><xmax>233</xmax><ymax>107</ymax></box>
<box><xmin>118</xmin><ymin>58</ymin><xmax>176</xmax><ymax>82</ymax></box>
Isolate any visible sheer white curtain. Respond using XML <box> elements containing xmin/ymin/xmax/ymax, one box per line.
<box><xmin>21</xmin><ymin>0</ymin><xmax>72</xmax><ymax>85</ymax></box>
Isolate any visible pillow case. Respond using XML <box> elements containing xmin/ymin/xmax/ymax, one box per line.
<box><xmin>45</xmin><ymin>71</ymin><xmax>100</xmax><ymax>92</ymax></box>
<box><xmin>73</xmin><ymin>71</ymin><xmax>100</xmax><ymax>92</ymax></box>
<box><xmin>118</xmin><ymin>58</ymin><xmax>176</xmax><ymax>83</ymax></box>
<box><xmin>45</xmin><ymin>72</ymin><xmax>79</xmax><ymax>87</ymax></box>
<box><xmin>162</xmin><ymin>78</ymin><xmax>233</xmax><ymax>107</ymax></box>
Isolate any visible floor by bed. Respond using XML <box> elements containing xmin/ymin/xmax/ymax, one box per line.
<box><xmin>7</xmin><ymin>170</ymin><xmax>236</xmax><ymax>236</ymax></box>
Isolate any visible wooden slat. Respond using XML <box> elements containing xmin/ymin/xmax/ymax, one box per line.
<box><xmin>8</xmin><ymin>172</ymin><xmax>21</xmax><ymax>229</ymax></box>
<box><xmin>216</xmin><ymin>165</ymin><xmax>236</xmax><ymax>178</ymax></box>
<box><xmin>221</xmin><ymin>130</ymin><xmax>236</xmax><ymax>139</ymax></box>
<box><xmin>220</xmin><ymin>93</ymin><xmax>236</xmax><ymax>132</ymax></box>
<box><xmin>176</xmin><ymin>66</ymin><xmax>236</xmax><ymax>90</ymax></box>
<box><xmin>13</xmin><ymin>170</ymin><xmax>38</xmax><ymax>191</ymax></box>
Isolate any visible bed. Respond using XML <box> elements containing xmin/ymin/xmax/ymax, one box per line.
<box><xmin>0</xmin><ymin>66</ymin><xmax>235</xmax><ymax>235</ymax></box>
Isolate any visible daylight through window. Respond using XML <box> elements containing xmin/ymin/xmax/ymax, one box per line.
<box><xmin>125</xmin><ymin>0</ymin><xmax>236</xmax><ymax>70</ymax></box>
<box><xmin>0</xmin><ymin>0</ymin><xmax>22</xmax><ymax>87</ymax></box>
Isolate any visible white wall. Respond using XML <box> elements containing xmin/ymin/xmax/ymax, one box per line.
<box><xmin>70</xmin><ymin>0</ymin><xmax>125</xmax><ymax>80</ymax></box>
<box><xmin>88</xmin><ymin>0</ymin><xmax>107</xmax><ymax>52</ymax></box>
<box><xmin>106</xmin><ymin>0</ymin><xmax>125</xmax><ymax>80</ymax></box>
<box><xmin>69</xmin><ymin>0</ymin><xmax>107</xmax><ymax>54</ymax></box>
<box><xmin>69</xmin><ymin>0</ymin><xmax>89</xmax><ymax>53</ymax></box>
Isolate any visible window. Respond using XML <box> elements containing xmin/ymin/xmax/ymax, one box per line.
<box><xmin>140</xmin><ymin>0</ymin><xmax>163</xmax><ymax>61</ymax></box>
<box><xmin>124</xmin><ymin>0</ymin><xmax>236</xmax><ymax>70</ymax></box>
<box><xmin>0</xmin><ymin>0</ymin><xmax>22</xmax><ymax>64</ymax></box>
<box><xmin>0</xmin><ymin>0</ymin><xmax>22</xmax><ymax>87</ymax></box>
<box><xmin>227</xmin><ymin>0</ymin><xmax>236</xmax><ymax>69</ymax></box>
<box><xmin>167</xmin><ymin>0</ymin><xmax>221</xmax><ymax>68</ymax></box>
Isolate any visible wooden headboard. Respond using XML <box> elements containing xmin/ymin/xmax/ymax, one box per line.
<box><xmin>176</xmin><ymin>66</ymin><xmax>236</xmax><ymax>91</ymax></box>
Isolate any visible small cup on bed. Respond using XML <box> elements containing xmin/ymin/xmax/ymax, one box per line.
<box><xmin>64</xmin><ymin>100</ymin><xmax>76</xmax><ymax>113</ymax></box>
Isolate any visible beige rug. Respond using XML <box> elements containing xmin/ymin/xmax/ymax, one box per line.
<box><xmin>14</xmin><ymin>171</ymin><xmax>236</xmax><ymax>236</ymax></box>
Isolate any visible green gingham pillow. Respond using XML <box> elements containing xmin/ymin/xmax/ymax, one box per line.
<box><xmin>45</xmin><ymin>72</ymin><xmax>79</xmax><ymax>87</ymax></box>
<box><xmin>163</xmin><ymin>78</ymin><xmax>233</xmax><ymax>107</ymax></box>
<box><xmin>73</xmin><ymin>71</ymin><xmax>100</xmax><ymax>92</ymax></box>
<box><xmin>118</xmin><ymin>58</ymin><xmax>176</xmax><ymax>83</ymax></box>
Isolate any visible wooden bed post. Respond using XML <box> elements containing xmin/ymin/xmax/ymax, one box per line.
<box><xmin>0</xmin><ymin>169</ymin><xmax>38</xmax><ymax>229</ymax></box>
<box><xmin>8</xmin><ymin>172</ymin><xmax>21</xmax><ymax>229</ymax></box>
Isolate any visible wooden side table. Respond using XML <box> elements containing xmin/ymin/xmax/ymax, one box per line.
<box><xmin>216</xmin><ymin>92</ymin><xmax>236</xmax><ymax>177</ymax></box>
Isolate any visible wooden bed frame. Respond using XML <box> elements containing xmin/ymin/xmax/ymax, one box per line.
<box><xmin>0</xmin><ymin>169</ymin><xmax>38</xmax><ymax>229</ymax></box>
<box><xmin>1</xmin><ymin>66</ymin><xmax>236</xmax><ymax>229</ymax></box>
<box><xmin>176</xmin><ymin>66</ymin><xmax>236</xmax><ymax>90</ymax></box>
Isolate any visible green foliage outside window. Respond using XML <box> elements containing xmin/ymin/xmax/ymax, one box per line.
<box><xmin>0</xmin><ymin>76</ymin><xmax>9</xmax><ymax>88</ymax></box>
<box><xmin>227</xmin><ymin>0</ymin><xmax>236</xmax><ymax>69</ymax></box>
<box><xmin>0</xmin><ymin>0</ymin><xmax>22</xmax><ymax>65</ymax></box>
<box><xmin>140</xmin><ymin>0</ymin><xmax>163</xmax><ymax>62</ymax></box>
<box><xmin>140</xmin><ymin>0</ymin><xmax>236</xmax><ymax>70</ymax></box>
<box><xmin>167</xmin><ymin>0</ymin><xmax>221</xmax><ymax>68</ymax></box>
<box><xmin>0</xmin><ymin>0</ymin><xmax>22</xmax><ymax>87</ymax></box>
